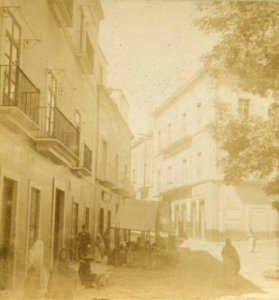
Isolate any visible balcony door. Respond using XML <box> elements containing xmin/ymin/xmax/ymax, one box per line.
<box><xmin>2</xmin><ymin>10</ymin><xmax>21</xmax><ymax>106</ymax></box>
<box><xmin>46</xmin><ymin>71</ymin><xmax>57</xmax><ymax>136</ymax></box>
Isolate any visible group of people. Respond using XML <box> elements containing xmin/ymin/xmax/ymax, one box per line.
<box><xmin>23</xmin><ymin>225</ymin><xmax>112</xmax><ymax>300</ymax></box>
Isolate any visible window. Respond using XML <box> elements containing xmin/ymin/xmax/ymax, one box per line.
<box><xmin>2</xmin><ymin>10</ymin><xmax>21</xmax><ymax>105</ymax></box>
<box><xmin>132</xmin><ymin>169</ymin><xmax>136</xmax><ymax>183</ymax></box>
<box><xmin>107</xmin><ymin>210</ymin><xmax>111</xmax><ymax>230</ymax></box>
<box><xmin>238</xmin><ymin>98</ymin><xmax>250</xmax><ymax>117</ymax></box>
<box><xmin>101</xmin><ymin>140</ymin><xmax>107</xmax><ymax>177</ymax></box>
<box><xmin>28</xmin><ymin>188</ymin><xmax>40</xmax><ymax>249</ymax></box>
<box><xmin>4</xmin><ymin>10</ymin><xmax>21</xmax><ymax>65</ymax></box>
<box><xmin>73</xmin><ymin>202</ymin><xmax>79</xmax><ymax>241</ymax></box>
<box><xmin>167</xmin><ymin>166</ymin><xmax>172</xmax><ymax>186</ymax></box>
<box><xmin>196</xmin><ymin>152</ymin><xmax>202</xmax><ymax>178</ymax></box>
<box><xmin>115</xmin><ymin>154</ymin><xmax>119</xmax><ymax>183</ymax></box>
<box><xmin>85</xmin><ymin>207</ymin><xmax>90</xmax><ymax>230</ymax></box>
<box><xmin>46</xmin><ymin>71</ymin><xmax>57</xmax><ymax>135</ymax></box>
<box><xmin>99</xmin><ymin>207</ymin><xmax>104</xmax><ymax>234</ymax></box>
<box><xmin>143</xmin><ymin>163</ymin><xmax>147</xmax><ymax>185</ymax></box>
<box><xmin>182</xmin><ymin>159</ymin><xmax>187</xmax><ymax>181</ymax></box>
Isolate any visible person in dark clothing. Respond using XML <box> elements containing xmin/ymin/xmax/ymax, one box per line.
<box><xmin>77</xmin><ymin>225</ymin><xmax>91</xmax><ymax>259</ymax></box>
<box><xmin>102</xmin><ymin>229</ymin><xmax>111</xmax><ymax>257</ymax></box>
<box><xmin>78</xmin><ymin>256</ymin><xmax>96</xmax><ymax>288</ymax></box>
<box><xmin>221</xmin><ymin>239</ymin><xmax>240</xmax><ymax>288</ymax></box>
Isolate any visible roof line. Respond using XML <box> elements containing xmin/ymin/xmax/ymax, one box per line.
<box><xmin>152</xmin><ymin>67</ymin><xmax>206</xmax><ymax>117</ymax></box>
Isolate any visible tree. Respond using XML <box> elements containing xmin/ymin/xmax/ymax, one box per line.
<box><xmin>195</xmin><ymin>1</ymin><xmax>279</xmax><ymax>96</ymax></box>
<box><xmin>195</xmin><ymin>1</ymin><xmax>279</xmax><ymax>210</ymax></box>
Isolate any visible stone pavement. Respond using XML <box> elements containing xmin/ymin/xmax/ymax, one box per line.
<box><xmin>181</xmin><ymin>239</ymin><xmax>279</xmax><ymax>300</ymax></box>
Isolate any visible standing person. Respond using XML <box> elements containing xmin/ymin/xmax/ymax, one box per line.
<box><xmin>47</xmin><ymin>248</ymin><xmax>79</xmax><ymax>300</ymax></box>
<box><xmin>94</xmin><ymin>234</ymin><xmax>105</xmax><ymax>263</ymax></box>
<box><xmin>221</xmin><ymin>239</ymin><xmax>241</xmax><ymax>288</ymax></box>
<box><xmin>102</xmin><ymin>228</ymin><xmax>111</xmax><ymax>259</ymax></box>
<box><xmin>247</xmin><ymin>228</ymin><xmax>256</xmax><ymax>253</ymax></box>
<box><xmin>77</xmin><ymin>224</ymin><xmax>91</xmax><ymax>259</ymax></box>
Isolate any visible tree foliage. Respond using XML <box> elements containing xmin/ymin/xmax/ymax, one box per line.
<box><xmin>212</xmin><ymin>101</ymin><xmax>279</xmax><ymax>198</ymax></box>
<box><xmin>195</xmin><ymin>1</ymin><xmax>279</xmax><ymax>209</ymax></box>
<box><xmin>195</xmin><ymin>1</ymin><xmax>279</xmax><ymax>96</ymax></box>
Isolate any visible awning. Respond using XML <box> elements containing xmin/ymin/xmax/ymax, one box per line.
<box><xmin>114</xmin><ymin>200</ymin><xmax>159</xmax><ymax>232</ymax></box>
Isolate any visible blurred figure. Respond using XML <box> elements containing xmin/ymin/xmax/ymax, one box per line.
<box><xmin>24</xmin><ymin>240</ymin><xmax>48</xmax><ymax>300</ymax></box>
<box><xmin>221</xmin><ymin>239</ymin><xmax>240</xmax><ymax>288</ymax></box>
<box><xmin>77</xmin><ymin>225</ymin><xmax>91</xmax><ymax>259</ymax></box>
<box><xmin>102</xmin><ymin>228</ymin><xmax>111</xmax><ymax>258</ymax></box>
<box><xmin>47</xmin><ymin>248</ymin><xmax>79</xmax><ymax>299</ymax></box>
<box><xmin>78</xmin><ymin>254</ymin><xmax>95</xmax><ymax>288</ymax></box>
<box><xmin>94</xmin><ymin>234</ymin><xmax>105</xmax><ymax>263</ymax></box>
<box><xmin>247</xmin><ymin>228</ymin><xmax>256</xmax><ymax>253</ymax></box>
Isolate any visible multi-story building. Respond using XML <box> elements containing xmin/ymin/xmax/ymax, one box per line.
<box><xmin>131</xmin><ymin>132</ymin><xmax>154</xmax><ymax>200</ymax></box>
<box><xmin>95</xmin><ymin>86</ymin><xmax>134</xmax><ymax>238</ymax></box>
<box><xmin>0</xmin><ymin>0</ymin><xmax>106</xmax><ymax>290</ymax></box>
<box><xmin>151</xmin><ymin>69</ymin><xmax>278</xmax><ymax>241</ymax></box>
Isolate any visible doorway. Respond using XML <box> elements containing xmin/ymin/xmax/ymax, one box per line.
<box><xmin>0</xmin><ymin>178</ymin><xmax>17</xmax><ymax>289</ymax></box>
<box><xmin>199</xmin><ymin>201</ymin><xmax>205</xmax><ymax>240</ymax></box>
<box><xmin>191</xmin><ymin>202</ymin><xmax>196</xmax><ymax>238</ymax></box>
<box><xmin>53</xmin><ymin>189</ymin><xmax>65</xmax><ymax>262</ymax></box>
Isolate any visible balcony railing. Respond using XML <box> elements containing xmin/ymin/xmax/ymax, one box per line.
<box><xmin>48</xmin><ymin>0</ymin><xmax>73</xmax><ymax>27</ymax></box>
<box><xmin>83</xmin><ymin>143</ymin><xmax>92</xmax><ymax>171</ymax></box>
<box><xmin>38</xmin><ymin>106</ymin><xmax>79</xmax><ymax>156</ymax></box>
<box><xmin>0</xmin><ymin>65</ymin><xmax>40</xmax><ymax>125</ymax></box>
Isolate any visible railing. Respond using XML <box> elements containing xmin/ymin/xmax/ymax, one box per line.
<box><xmin>38</xmin><ymin>106</ymin><xmax>79</xmax><ymax>156</ymax></box>
<box><xmin>62</xmin><ymin>0</ymin><xmax>73</xmax><ymax>20</ymax></box>
<box><xmin>83</xmin><ymin>143</ymin><xmax>92</xmax><ymax>171</ymax></box>
<box><xmin>0</xmin><ymin>65</ymin><xmax>40</xmax><ymax>125</ymax></box>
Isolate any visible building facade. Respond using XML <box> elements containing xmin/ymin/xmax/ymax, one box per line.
<box><xmin>150</xmin><ymin>69</ymin><xmax>278</xmax><ymax>241</ymax></box>
<box><xmin>131</xmin><ymin>132</ymin><xmax>154</xmax><ymax>200</ymax></box>
<box><xmin>95</xmin><ymin>85</ymin><xmax>134</xmax><ymax>239</ymax></box>
<box><xmin>0</xmin><ymin>0</ymin><xmax>107</xmax><ymax>290</ymax></box>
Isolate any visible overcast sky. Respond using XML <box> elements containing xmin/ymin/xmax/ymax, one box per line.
<box><xmin>99</xmin><ymin>0</ymin><xmax>217</xmax><ymax>136</ymax></box>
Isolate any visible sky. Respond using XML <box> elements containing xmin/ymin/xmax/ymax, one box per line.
<box><xmin>99</xmin><ymin>0</ymin><xmax>217</xmax><ymax>136</ymax></box>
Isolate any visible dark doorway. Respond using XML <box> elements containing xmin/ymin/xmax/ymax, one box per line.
<box><xmin>53</xmin><ymin>189</ymin><xmax>65</xmax><ymax>262</ymax></box>
<box><xmin>0</xmin><ymin>178</ymin><xmax>17</xmax><ymax>289</ymax></box>
<box><xmin>99</xmin><ymin>207</ymin><xmax>104</xmax><ymax>234</ymax></box>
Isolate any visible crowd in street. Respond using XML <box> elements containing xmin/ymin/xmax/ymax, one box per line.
<box><xmin>20</xmin><ymin>224</ymin><xmax>263</xmax><ymax>300</ymax></box>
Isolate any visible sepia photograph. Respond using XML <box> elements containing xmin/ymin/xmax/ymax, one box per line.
<box><xmin>0</xmin><ymin>0</ymin><xmax>278</xmax><ymax>299</ymax></box>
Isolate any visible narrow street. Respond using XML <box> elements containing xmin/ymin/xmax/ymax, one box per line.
<box><xmin>76</xmin><ymin>240</ymin><xmax>279</xmax><ymax>300</ymax></box>
<box><xmin>1</xmin><ymin>240</ymin><xmax>278</xmax><ymax>300</ymax></box>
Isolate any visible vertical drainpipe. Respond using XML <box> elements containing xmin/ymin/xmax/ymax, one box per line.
<box><xmin>93</xmin><ymin>84</ymin><xmax>101</xmax><ymax>240</ymax></box>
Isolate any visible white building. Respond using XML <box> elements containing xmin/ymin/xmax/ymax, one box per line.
<box><xmin>149</xmin><ymin>69</ymin><xmax>278</xmax><ymax>241</ymax></box>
